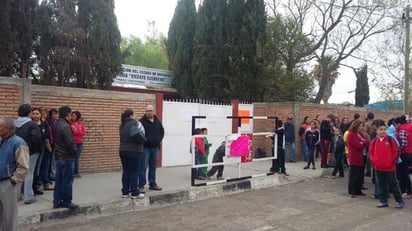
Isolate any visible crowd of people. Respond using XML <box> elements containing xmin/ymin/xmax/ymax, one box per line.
<box><xmin>1</xmin><ymin>104</ymin><xmax>166</xmax><ymax>230</ymax></box>
<box><xmin>297</xmin><ymin>112</ymin><xmax>411</xmax><ymax>209</ymax></box>
<box><xmin>11</xmin><ymin>104</ymin><xmax>86</xmax><ymax>207</ymax></box>
<box><xmin>0</xmin><ymin>104</ymin><xmax>86</xmax><ymax>230</ymax></box>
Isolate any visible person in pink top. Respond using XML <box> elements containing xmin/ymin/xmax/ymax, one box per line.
<box><xmin>70</xmin><ymin>111</ymin><xmax>86</xmax><ymax>178</ymax></box>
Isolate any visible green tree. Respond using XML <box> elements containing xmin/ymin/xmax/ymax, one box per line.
<box><xmin>36</xmin><ymin>0</ymin><xmax>85</xmax><ymax>86</ymax></box>
<box><xmin>122</xmin><ymin>35</ymin><xmax>168</xmax><ymax>70</ymax></box>
<box><xmin>262</xmin><ymin>15</ymin><xmax>313</xmax><ymax>102</ymax></box>
<box><xmin>167</xmin><ymin>0</ymin><xmax>196</xmax><ymax>97</ymax></box>
<box><xmin>192</xmin><ymin>0</ymin><xmax>228</xmax><ymax>100</ymax></box>
<box><xmin>35</xmin><ymin>1</ymin><xmax>54</xmax><ymax>84</ymax></box>
<box><xmin>313</xmin><ymin>56</ymin><xmax>340</xmax><ymax>104</ymax></box>
<box><xmin>83</xmin><ymin>0</ymin><xmax>122</xmax><ymax>89</ymax></box>
<box><xmin>0</xmin><ymin>0</ymin><xmax>15</xmax><ymax>76</ymax></box>
<box><xmin>10</xmin><ymin>0</ymin><xmax>38</xmax><ymax>78</ymax></box>
<box><xmin>232</xmin><ymin>0</ymin><xmax>266</xmax><ymax>101</ymax></box>
<box><xmin>354</xmin><ymin>64</ymin><xmax>369</xmax><ymax>107</ymax></box>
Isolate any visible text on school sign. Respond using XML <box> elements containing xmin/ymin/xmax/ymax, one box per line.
<box><xmin>113</xmin><ymin>65</ymin><xmax>172</xmax><ymax>88</ymax></box>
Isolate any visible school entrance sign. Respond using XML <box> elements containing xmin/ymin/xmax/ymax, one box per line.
<box><xmin>113</xmin><ymin>64</ymin><xmax>173</xmax><ymax>88</ymax></box>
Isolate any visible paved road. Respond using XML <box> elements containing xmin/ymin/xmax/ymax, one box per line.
<box><xmin>30</xmin><ymin>176</ymin><xmax>412</xmax><ymax>231</ymax></box>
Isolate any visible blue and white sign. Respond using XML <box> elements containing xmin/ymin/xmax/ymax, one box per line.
<box><xmin>113</xmin><ymin>64</ymin><xmax>172</xmax><ymax>88</ymax></box>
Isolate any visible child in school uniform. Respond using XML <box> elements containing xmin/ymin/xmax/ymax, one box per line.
<box><xmin>369</xmin><ymin>120</ymin><xmax>404</xmax><ymax>208</ymax></box>
<box><xmin>330</xmin><ymin>127</ymin><xmax>345</xmax><ymax>178</ymax></box>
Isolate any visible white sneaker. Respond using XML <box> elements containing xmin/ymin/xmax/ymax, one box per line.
<box><xmin>122</xmin><ymin>194</ymin><xmax>129</xmax><ymax>198</ymax></box>
<box><xmin>130</xmin><ymin>193</ymin><xmax>144</xmax><ymax>199</ymax></box>
<box><xmin>402</xmin><ymin>193</ymin><xmax>412</xmax><ymax>199</ymax></box>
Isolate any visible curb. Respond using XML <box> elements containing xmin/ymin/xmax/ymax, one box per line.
<box><xmin>19</xmin><ymin>172</ymin><xmax>322</xmax><ymax>227</ymax></box>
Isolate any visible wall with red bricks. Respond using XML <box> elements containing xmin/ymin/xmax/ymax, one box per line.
<box><xmin>0</xmin><ymin>77</ymin><xmax>155</xmax><ymax>172</ymax></box>
<box><xmin>0</xmin><ymin>76</ymin><xmax>405</xmax><ymax>170</ymax></box>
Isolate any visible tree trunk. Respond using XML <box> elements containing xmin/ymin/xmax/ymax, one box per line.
<box><xmin>314</xmin><ymin>64</ymin><xmax>330</xmax><ymax>104</ymax></box>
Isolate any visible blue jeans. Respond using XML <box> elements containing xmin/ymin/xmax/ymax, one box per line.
<box><xmin>139</xmin><ymin>147</ymin><xmax>159</xmax><ymax>188</ymax></box>
<box><xmin>120</xmin><ymin>151</ymin><xmax>142</xmax><ymax>196</ymax></box>
<box><xmin>24</xmin><ymin>153</ymin><xmax>39</xmax><ymax>202</ymax></box>
<box><xmin>53</xmin><ymin>160</ymin><xmax>74</xmax><ymax>206</ymax></box>
<box><xmin>194</xmin><ymin>151</ymin><xmax>203</xmax><ymax>177</ymax></box>
<box><xmin>40</xmin><ymin>149</ymin><xmax>52</xmax><ymax>186</ymax></box>
<box><xmin>301</xmin><ymin>140</ymin><xmax>309</xmax><ymax>162</ymax></box>
<box><xmin>73</xmin><ymin>143</ymin><xmax>83</xmax><ymax>175</ymax></box>
<box><xmin>286</xmin><ymin>142</ymin><xmax>296</xmax><ymax>161</ymax></box>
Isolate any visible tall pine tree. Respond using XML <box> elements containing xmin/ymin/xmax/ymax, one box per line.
<box><xmin>0</xmin><ymin>0</ymin><xmax>15</xmax><ymax>76</ymax></box>
<box><xmin>192</xmin><ymin>0</ymin><xmax>228</xmax><ymax>100</ymax></box>
<box><xmin>10</xmin><ymin>0</ymin><xmax>38</xmax><ymax>78</ymax></box>
<box><xmin>228</xmin><ymin>0</ymin><xmax>266</xmax><ymax>101</ymax></box>
<box><xmin>167</xmin><ymin>0</ymin><xmax>196</xmax><ymax>97</ymax></box>
<box><xmin>355</xmin><ymin>64</ymin><xmax>370</xmax><ymax>107</ymax></box>
<box><xmin>82</xmin><ymin>0</ymin><xmax>122</xmax><ymax>89</ymax></box>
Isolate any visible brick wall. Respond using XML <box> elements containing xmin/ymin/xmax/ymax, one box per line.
<box><xmin>253</xmin><ymin>102</ymin><xmax>403</xmax><ymax>160</ymax></box>
<box><xmin>0</xmin><ymin>77</ymin><xmax>155</xmax><ymax>172</ymax></box>
<box><xmin>0</xmin><ymin>76</ymin><xmax>405</xmax><ymax>170</ymax></box>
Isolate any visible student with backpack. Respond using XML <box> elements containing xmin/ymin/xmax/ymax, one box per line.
<box><xmin>369</xmin><ymin>120</ymin><xmax>404</xmax><ymax>208</ymax></box>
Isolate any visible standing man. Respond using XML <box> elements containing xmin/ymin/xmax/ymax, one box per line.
<box><xmin>139</xmin><ymin>105</ymin><xmax>165</xmax><ymax>191</ymax></box>
<box><xmin>53</xmin><ymin>106</ymin><xmax>78</xmax><ymax>210</ymax></box>
<box><xmin>0</xmin><ymin>117</ymin><xmax>29</xmax><ymax>231</ymax></box>
<box><xmin>284</xmin><ymin>116</ymin><xmax>296</xmax><ymax>163</ymax></box>
<box><xmin>15</xmin><ymin>104</ymin><xmax>43</xmax><ymax>204</ymax></box>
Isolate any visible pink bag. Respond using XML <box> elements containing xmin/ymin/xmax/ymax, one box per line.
<box><xmin>230</xmin><ymin>135</ymin><xmax>250</xmax><ymax>157</ymax></box>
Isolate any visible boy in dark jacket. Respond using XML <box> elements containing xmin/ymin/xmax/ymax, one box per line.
<box><xmin>206</xmin><ymin>141</ymin><xmax>225</xmax><ymax>180</ymax></box>
<box><xmin>330</xmin><ymin>127</ymin><xmax>345</xmax><ymax>178</ymax></box>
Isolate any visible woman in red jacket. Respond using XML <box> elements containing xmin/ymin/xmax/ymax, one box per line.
<box><xmin>70</xmin><ymin>111</ymin><xmax>86</xmax><ymax>178</ymax></box>
<box><xmin>346</xmin><ymin>119</ymin><xmax>369</xmax><ymax>198</ymax></box>
<box><xmin>369</xmin><ymin>120</ymin><xmax>404</xmax><ymax>208</ymax></box>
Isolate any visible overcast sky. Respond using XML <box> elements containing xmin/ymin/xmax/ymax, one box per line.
<box><xmin>113</xmin><ymin>0</ymin><xmax>380</xmax><ymax>104</ymax></box>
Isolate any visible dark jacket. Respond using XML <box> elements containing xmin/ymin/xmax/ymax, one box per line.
<box><xmin>305</xmin><ymin>129</ymin><xmax>320</xmax><ymax>149</ymax></box>
<box><xmin>329</xmin><ymin>135</ymin><xmax>345</xmax><ymax>154</ymax></box>
<box><xmin>140</xmin><ymin>115</ymin><xmax>164</xmax><ymax>148</ymax></box>
<box><xmin>320</xmin><ymin>120</ymin><xmax>333</xmax><ymax>141</ymax></box>
<box><xmin>54</xmin><ymin>118</ymin><xmax>77</xmax><ymax>160</ymax></box>
<box><xmin>15</xmin><ymin>117</ymin><xmax>42</xmax><ymax>155</ymax></box>
<box><xmin>272</xmin><ymin>127</ymin><xmax>285</xmax><ymax>149</ymax></box>
<box><xmin>38</xmin><ymin>120</ymin><xmax>50</xmax><ymax>145</ymax></box>
<box><xmin>284</xmin><ymin>122</ymin><xmax>295</xmax><ymax>143</ymax></box>
<box><xmin>119</xmin><ymin>118</ymin><xmax>144</xmax><ymax>153</ymax></box>
<box><xmin>212</xmin><ymin>142</ymin><xmax>226</xmax><ymax>163</ymax></box>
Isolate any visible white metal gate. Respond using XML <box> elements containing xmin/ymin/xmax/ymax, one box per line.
<box><xmin>162</xmin><ymin>100</ymin><xmax>253</xmax><ymax>167</ymax></box>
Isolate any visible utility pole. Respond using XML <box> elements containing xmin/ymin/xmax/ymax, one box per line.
<box><xmin>404</xmin><ymin>5</ymin><xmax>411</xmax><ymax>116</ymax></box>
